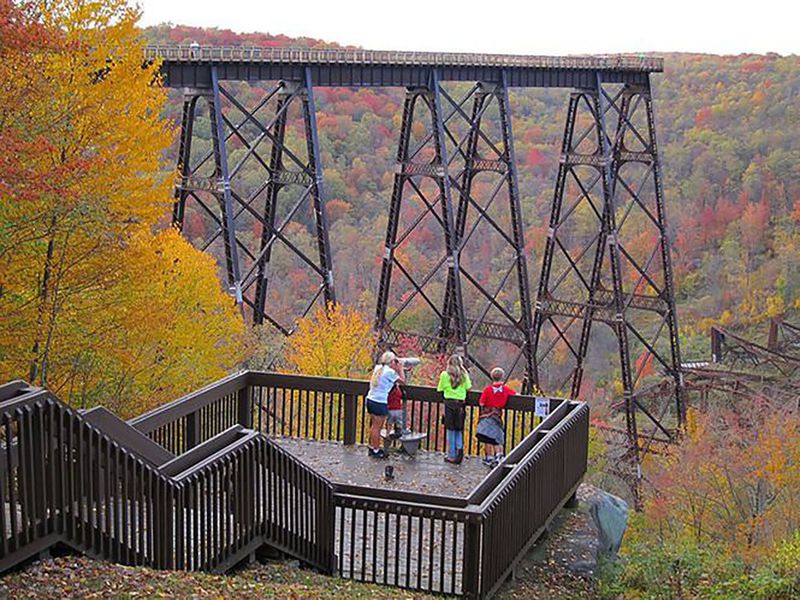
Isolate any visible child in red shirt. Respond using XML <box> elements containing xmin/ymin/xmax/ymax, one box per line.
<box><xmin>386</xmin><ymin>382</ymin><xmax>407</xmax><ymax>438</ymax></box>
<box><xmin>476</xmin><ymin>367</ymin><xmax>515</xmax><ymax>466</ymax></box>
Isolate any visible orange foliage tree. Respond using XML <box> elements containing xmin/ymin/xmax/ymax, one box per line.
<box><xmin>636</xmin><ymin>407</ymin><xmax>800</xmax><ymax>563</ymax></box>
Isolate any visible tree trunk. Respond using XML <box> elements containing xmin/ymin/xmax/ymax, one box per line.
<box><xmin>28</xmin><ymin>213</ymin><xmax>57</xmax><ymax>385</ymax></box>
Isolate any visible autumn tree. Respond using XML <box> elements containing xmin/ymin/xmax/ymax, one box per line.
<box><xmin>0</xmin><ymin>0</ymin><xmax>245</xmax><ymax>416</ymax></box>
<box><xmin>601</xmin><ymin>404</ymin><xmax>800</xmax><ymax>597</ymax></box>
<box><xmin>285</xmin><ymin>304</ymin><xmax>375</xmax><ymax>378</ymax></box>
<box><xmin>82</xmin><ymin>229</ymin><xmax>246</xmax><ymax>416</ymax></box>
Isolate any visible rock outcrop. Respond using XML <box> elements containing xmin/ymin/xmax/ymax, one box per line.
<box><xmin>584</xmin><ymin>486</ymin><xmax>629</xmax><ymax>557</ymax></box>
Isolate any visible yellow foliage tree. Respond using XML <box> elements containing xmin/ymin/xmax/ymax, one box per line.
<box><xmin>81</xmin><ymin>229</ymin><xmax>246</xmax><ymax>417</ymax></box>
<box><xmin>286</xmin><ymin>304</ymin><xmax>375</xmax><ymax>378</ymax></box>
<box><xmin>0</xmin><ymin>0</ymin><xmax>245</xmax><ymax>415</ymax></box>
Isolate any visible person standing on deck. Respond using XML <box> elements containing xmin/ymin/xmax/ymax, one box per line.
<box><xmin>476</xmin><ymin>367</ymin><xmax>515</xmax><ymax>467</ymax></box>
<box><xmin>437</xmin><ymin>355</ymin><xmax>471</xmax><ymax>464</ymax></box>
<box><xmin>366</xmin><ymin>351</ymin><xmax>405</xmax><ymax>459</ymax></box>
<box><xmin>386</xmin><ymin>381</ymin><xmax>408</xmax><ymax>438</ymax></box>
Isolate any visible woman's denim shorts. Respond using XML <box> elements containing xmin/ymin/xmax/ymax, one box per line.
<box><xmin>366</xmin><ymin>399</ymin><xmax>389</xmax><ymax>417</ymax></box>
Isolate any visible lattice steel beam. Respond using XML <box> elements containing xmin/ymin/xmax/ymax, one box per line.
<box><xmin>171</xmin><ymin>68</ymin><xmax>335</xmax><ymax>334</ymax></box>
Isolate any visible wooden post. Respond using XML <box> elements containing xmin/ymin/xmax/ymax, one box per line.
<box><xmin>343</xmin><ymin>393</ymin><xmax>357</xmax><ymax>445</ymax></box>
<box><xmin>711</xmin><ymin>327</ymin><xmax>723</xmax><ymax>363</ymax></box>
<box><xmin>768</xmin><ymin>318</ymin><xmax>779</xmax><ymax>351</ymax></box>
<box><xmin>462</xmin><ymin>517</ymin><xmax>482</xmax><ymax>599</ymax></box>
<box><xmin>185</xmin><ymin>411</ymin><xmax>200</xmax><ymax>449</ymax></box>
<box><xmin>238</xmin><ymin>386</ymin><xmax>252</xmax><ymax>429</ymax></box>
<box><xmin>315</xmin><ymin>481</ymin><xmax>335</xmax><ymax>573</ymax></box>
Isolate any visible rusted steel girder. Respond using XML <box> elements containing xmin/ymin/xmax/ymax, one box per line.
<box><xmin>374</xmin><ymin>74</ymin><xmax>535</xmax><ymax>388</ymax></box>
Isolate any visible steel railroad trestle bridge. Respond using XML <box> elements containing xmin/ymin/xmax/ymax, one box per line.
<box><xmin>148</xmin><ymin>46</ymin><xmax>684</xmax><ymax>491</ymax></box>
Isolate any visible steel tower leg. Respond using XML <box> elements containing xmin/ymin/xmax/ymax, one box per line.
<box><xmin>595</xmin><ymin>78</ymin><xmax>640</xmax><ymax>494</ymax></box>
<box><xmin>172</xmin><ymin>94</ymin><xmax>199</xmax><ymax>230</ymax></box>
<box><xmin>253</xmin><ymin>91</ymin><xmax>290</xmax><ymax>330</ymax></box>
<box><xmin>531</xmin><ymin>92</ymin><xmax>581</xmax><ymax>392</ymax></box>
<box><xmin>170</xmin><ymin>71</ymin><xmax>335</xmax><ymax>334</ymax></box>
<box><xmin>570</xmin><ymin>88</ymin><xmax>620</xmax><ymax>400</ymax></box>
<box><xmin>210</xmin><ymin>66</ymin><xmax>243</xmax><ymax>306</ymax></box>
<box><xmin>606</xmin><ymin>80</ymin><xmax>684</xmax><ymax>439</ymax></box>
<box><xmin>532</xmin><ymin>75</ymin><xmax>684</xmax><ymax>507</ymax></box>
<box><xmin>375</xmin><ymin>91</ymin><xmax>417</xmax><ymax>338</ymax></box>
<box><xmin>439</xmin><ymin>88</ymin><xmax>483</xmax><ymax>349</ymax></box>
<box><xmin>431</xmin><ymin>69</ymin><xmax>468</xmax><ymax>356</ymax></box>
<box><xmin>499</xmin><ymin>71</ymin><xmax>535</xmax><ymax>392</ymax></box>
<box><xmin>644</xmin><ymin>82</ymin><xmax>685</xmax><ymax>426</ymax></box>
<box><xmin>303</xmin><ymin>67</ymin><xmax>336</xmax><ymax>309</ymax></box>
<box><xmin>246</xmin><ymin>75</ymin><xmax>336</xmax><ymax>330</ymax></box>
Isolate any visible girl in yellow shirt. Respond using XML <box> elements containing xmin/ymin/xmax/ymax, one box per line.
<box><xmin>437</xmin><ymin>355</ymin><xmax>471</xmax><ymax>464</ymax></box>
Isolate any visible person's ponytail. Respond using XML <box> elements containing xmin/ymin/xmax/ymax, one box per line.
<box><xmin>370</xmin><ymin>350</ymin><xmax>397</xmax><ymax>388</ymax></box>
<box><xmin>370</xmin><ymin>364</ymin><xmax>383</xmax><ymax>388</ymax></box>
<box><xmin>446</xmin><ymin>355</ymin><xmax>464</xmax><ymax>388</ymax></box>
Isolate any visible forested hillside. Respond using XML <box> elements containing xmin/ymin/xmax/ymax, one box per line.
<box><xmin>146</xmin><ymin>25</ymin><xmax>800</xmax><ymax>367</ymax></box>
<box><xmin>0</xmin><ymin>7</ymin><xmax>796</xmax><ymax>597</ymax></box>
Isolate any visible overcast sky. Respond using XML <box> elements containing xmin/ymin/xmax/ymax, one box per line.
<box><xmin>137</xmin><ymin>0</ymin><xmax>798</xmax><ymax>56</ymax></box>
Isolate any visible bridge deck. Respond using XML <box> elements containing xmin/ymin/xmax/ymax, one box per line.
<box><xmin>147</xmin><ymin>45</ymin><xmax>660</xmax><ymax>88</ymax></box>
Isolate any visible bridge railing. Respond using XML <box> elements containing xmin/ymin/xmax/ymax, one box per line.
<box><xmin>170</xmin><ymin>433</ymin><xmax>334</xmax><ymax>573</ymax></box>
<box><xmin>476</xmin><ymin>401</ymin><xmax>589</xmax><ymax>597</ymax></box>
<box><xmin>129</xmin><ymin>372</ymin><xmax>250</xmax><ymax>454</ymax></box>
<box><xmin>245</xmin><ymin>371</ymin><xmax>552</xmax><ymax>457</ymax></box>
<box><xmin>129</xmin><ymin>371</ymin><xmax>555</xmax><ymax>459</ymax></box>
<box><xmin>0</xmin><ymin>388</ymin><xmax>168</xmax><ymax>572</ymax></box>
<box><xmin>144</xmin><ymin>45</ymin><xmax>663</xmax><ymax>72</ymax></box>
<box><xmin>332</xmin><ymin>489</ymin><xmax>478</xmax><ymax>595</ymax></box>
<box><xmin>0</xmin><ymin>379</ymin><xmax>334</xmax><ymax>576</ymax></box>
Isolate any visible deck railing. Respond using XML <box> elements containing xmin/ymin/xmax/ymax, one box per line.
<box><xmin>0</xmin><ymin>377</ymin><xmax>334</xmax><ymax>576</ymax></box>
<box><xmin>245</xmin><ymin>371</ymin><xmax>550</xmax><ymax>456</ymax></box>
<box><xmin>476</xmin><ymin>400</ymin><xmax>588</xmax><ymax>596</ymax></box>
<box><xmin>0</xmin><ymin>372</ymin><xmax>587</xmax><ymax>599</ymax></box>
<box><xmin>128</xmin><ymin>371</ymin><xmax>550</xmax><ymax>458</ymax></box>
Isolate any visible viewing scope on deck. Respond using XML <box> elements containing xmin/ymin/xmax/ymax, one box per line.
<box><xmin>398</xmin><ymin>357</ymin><xmax>421</xmax><ymax>368</ymax></box>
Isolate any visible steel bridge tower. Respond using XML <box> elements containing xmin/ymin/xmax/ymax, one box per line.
<box><xmin>172</xmin><ymin>67</ymin><xmax>335</xmax><ymax>335</ymax></box>
<box><xmin>530</xmin><ymin>77</ymin><xmax>686</xmax><ymax>500</ymax></box>
<box><xmin>374</xmin><ymin>74</ymin><xmax>535</xmax><ymax>386</ymax></box>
